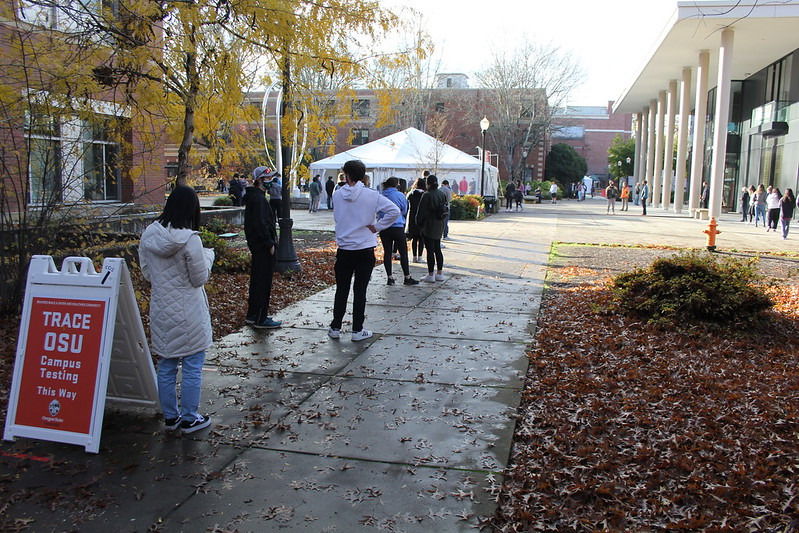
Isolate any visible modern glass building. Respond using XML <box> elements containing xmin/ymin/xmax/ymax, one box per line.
<box><xmin>614</xmin><ymin>1</ymin><xmax>799</xmax><ymax>218</ymax></box>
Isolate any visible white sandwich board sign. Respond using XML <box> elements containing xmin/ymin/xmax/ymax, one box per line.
<box><xmin>3</xmin><ymin>256</ymin><xmax>158</xmax><ymax>453</ymax></box>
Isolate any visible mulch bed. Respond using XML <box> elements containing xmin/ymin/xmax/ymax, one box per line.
<box><xmin>491</xmin><ymin>244</ymin><xmax>799</xmax><ymax>531</ymax></box>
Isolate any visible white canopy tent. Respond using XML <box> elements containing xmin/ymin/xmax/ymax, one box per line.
<box><xmin>309</xmin><ymin>128</ymin><xmax>499</xmax><ymax>204</ymax></box>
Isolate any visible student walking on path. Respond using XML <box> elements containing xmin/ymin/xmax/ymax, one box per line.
<box><xmin>138</xmin><ymin>185</ymin><xmax>214</xmax><ymax>435</ymax></box>
<box><xmin>766</xmin><ymin>187</ymin><xmax>782</xmax><ymax>232</ymax></box>
<box><xmin>328</xmin><ymin>160</ymin><xmax>400</xmax><ymax>342</ymax></box>
<box><xmin>244</xmin><ymin>175</ymin><xmax>281</xmax><ymax>329</ymax></box>
<box><xmin>378</xmin><ymin>177</ymin><xmax>418</xmax><ymax>286</ymax></box>
<box><xmin>639</xmin><ymin>180</ymin><xmax>649</xmax><ymax>216</ymax></box>
<box><xmin>780</xmin><ymin>188</ymin><xmax>795</xmax><ymax>239</ymax></box>
<box><xmin>416</xmin><ymin>174</ymin><xmax>448</xmax><ymax>283</ymax></box>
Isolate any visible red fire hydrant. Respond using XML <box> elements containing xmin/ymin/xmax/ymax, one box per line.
<box><xmin>704</xmin><ymin>217</ymin><xmax>721</xmax><ymax>251</ymax></box>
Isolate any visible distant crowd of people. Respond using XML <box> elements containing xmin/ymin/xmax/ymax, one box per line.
<box><xmin>739</xmin><ymin>184</ymin><xmax>796</xmax><ymax>239</ymax></box>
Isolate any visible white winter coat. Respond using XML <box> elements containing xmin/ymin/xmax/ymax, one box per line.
<box><xmin>138</xmin><ymin>221</ymin><xmax>214</xmax><ymax>358</ymax></box>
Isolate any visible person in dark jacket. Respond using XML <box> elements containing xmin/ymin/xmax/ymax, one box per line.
<box><xmin>325</xmin><ymin>176</ymin><xmax>335</xmax><ymax>209</ymax></box>
<box><xmin>378</xmin><ymin>177</ymin><xmax>418</xmax><ymax>286</ymax></box>
<box><xmin>740</xmin><ymin>186</ymin><xmax>751</xmax><ymax>222</ymax></box>
<box><xmin>229</xmin><ymin>173</ymin><xmax>244</xmax><ymax>206</ymax></box>
<box><xmin>406</xmin><ymin>178</ymin><xmax>426</xmax><ymax>263</ymax></box>
<box><xmin>416</xmin><ymin>174</ymin><xmax>447</xmax><ymax>282</ymax></box>
<box><xmin>244</xmin><ymin>175</ymin><xmax>281</xmax><ymax>329</ymax></box>
<box><xmin>780</xmin><ymin>188</ymin><xmax>796</xmax><ymax>239</ymax></box>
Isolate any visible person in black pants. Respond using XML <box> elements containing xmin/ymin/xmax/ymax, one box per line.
<box><xmin>378</xmin><ymin>177</ymin><xmax>418</xmax><ymax>286</ymax></box>
<box><xmin>244</xmin><ymin>176</ymin><xmax>281</xmax><ymax>329</ymax></box>
<box><xmin>406</xmin><ymin>178</ymin><xmax>426</xmax><ymax>262</ymax></box>
<box><xmin>325</xmin><ymin>176</ymin><xmax>335</xmax><ymax>210</ymax></box>
<box><xmin>416</xmin><ymin>174</ymin><xmax>447</xmax><ymax>282</ymax></box>
<box><xmin>328</xmin><ymin>160</ymin><xmax>400</xmax><ymax>342</ymax></box>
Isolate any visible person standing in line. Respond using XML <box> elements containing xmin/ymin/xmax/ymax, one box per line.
<box><xmin>747</xmin><ymin>185</ymin><xmax>757</xmax><ymax>222</ymax></box>
<box><xmin>753</xmin><ymin>184</ymin><xmax>767</xmax><ymax>227</ymax></box>
<box><xmin>740</xmin><ymin>186</ymin><xmax>750</xmax><ymax>222</ymax></box>
<box><xmin>328</xmin><ymin>160</ymin><xmax>400</xmax><ymax>342</ymax></box>
<box><xmin>780</xmin><ymin>188</ymin><xmax>795</xmax><ymax>239</ymax></box>
<box><xmin>229</xmin><ymin>172</ymin><xmax>244</xmax><ymax>206</ymax></box>
<box><xmin>514</xmin><ymin>180</ymin><xmax>524</xmax><ymax>211</ymax></box>
<box><xmin>620</xmin><ymin>183</ymin><xmax>630</xmax><ymax>211</ymax></box>
<box><xmin>378</xmin><ymin>177</ymin><xmax>419</xmax><ymax>286</ymax></box>
<box><xmin>766</xmin><ymin>186</ymin><xmax>782</xmax><ymax>232</ymax></box>
<box><xmin>244</xmin><ymin>175</ymin><xmax>282</xmax><ymax>329</ymax></box>
<box><xmin>416</xmin><ymin>174</ymin><xmax>448</xmax><ymax>283</ymax></box>
<box><xmin>440</xmin><ymin>179</ymin><xmax>453</xmax><ymax>240</ymax></box>
<box><xmin>504</xmin><ymin>180</ymin><xmax>516</xmax><ymax>212</ymax></box>
<box><xmin>549</xmin><ymin>181</ymin><xmax>559</xmax><ymax>203</ymax></box>
<box><xmin>325</xmin><ymin>175</ymin><xmax>335</xmax><ymax>210</ymax></box>
<box><xmin>633</xmin><ymin>182</ymin><xmax>641</xmax><ymax>206</ymax></box>
<box><xmin>266</xmin><ymin>172</ymin><xmax>282</xmax><ymax>222</ymax></box>
<box><xmin>605</xmin><ymin>182</ymin><xmax>617</xmax><ymax>214</ymax></box>
<box><xmin>640</xmin><ymin>180</ymin><xmax>649</xmax><ymax>216</ymax></box>
<box><xmin>309</xmin><ymin>175</ymin><xmax>322</xmax><ymax>213</ymax></box>
<box><xmin>407</xmin><ymin>178</ymin><xmax>426</xmax><ymax>262</ymax></box>
<box><xmin>138</xmin><ymin>185</ymin><xmax>214</xmax><ymax>434</ymax></box>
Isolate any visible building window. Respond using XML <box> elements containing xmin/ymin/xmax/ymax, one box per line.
<box><xmin>435</xmin><ymin>102</ymin><xmax>445</xmax><ymax>112</ymax></box>
<box><xmin>352</xmin><ymin>128</ymin><xmax>369</xmax><ymax>145</ymax></box>
<box><xmin>351</xmin><ymin>99</ymin><xmax>370</xmax><ymax>118</ymax></box>
<box><xmin>446</xmin><ymin>78</ymin><xmax>453</xmax><ymax>88</ymax></box>
<box><xmin>25</xmin><ymin>110</ymin><xmax>62</xmax><ymax>205</ymax></box>
<box><xmin>81</xmin><ymin>117</ymin><xmax>122</xmax><ymax>201</ymax></box>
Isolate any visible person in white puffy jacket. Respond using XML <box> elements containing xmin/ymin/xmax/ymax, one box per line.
<box><xmin>138</xmin><ymin>185</ymin><xmax>215</xmax><ymax>435</ymax></box>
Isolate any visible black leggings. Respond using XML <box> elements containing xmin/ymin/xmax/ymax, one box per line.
<box><xmin>379</xmin><ymin>227</ymin><xmax>409</xmax><ymax>277</ymax></box>
<box><xmin>410</xmin><ymin>233</ymin><xmax>424</xmax><ymax>257</ymax></box>
<box><xmin>768</xmin><ymin>208</ymin><xmax>781</xmax><ymax>229</ymax></box>
<box><xmin>423</xmin><ymin>237</ymin><xmax>443</xmax><ymax>273</ymax></box>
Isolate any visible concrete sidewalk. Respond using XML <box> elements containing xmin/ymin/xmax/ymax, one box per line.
<box><xmin>1</xmin><ymin>211</ymin><xmax>551</xmax><ymax>532</ymax></box>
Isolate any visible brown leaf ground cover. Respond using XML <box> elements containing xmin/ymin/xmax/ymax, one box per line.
<box><xmin>492</xmin><ymin>245</ymin><xmax>799</xmax><ymax>532</ymax></box>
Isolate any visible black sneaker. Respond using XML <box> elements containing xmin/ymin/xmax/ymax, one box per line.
<box><xmin>403</xmin><ymin>277</ymin><xmax>419</xmax><ymax>285</ymax></box>
<box><xmin>386</xmin><ymin>277</ymin><xmax>396</xmax><ymax>286</ymax></box>
<box><xmin>164</xmin><ymin>416</ymin><xmax>181</xmax><ymax>431</ymax></box>
<box><xmin>180</xmin><ymin>414</ymin><xmax>211</xmax><ymax>434</ymax></box>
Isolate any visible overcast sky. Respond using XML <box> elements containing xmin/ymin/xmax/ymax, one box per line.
<box><xmin>381</xmin><ymin>0</ymin><xmax>679</xmax><ymax>106</ymax></box>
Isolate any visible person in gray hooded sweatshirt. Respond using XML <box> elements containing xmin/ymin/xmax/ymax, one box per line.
<box><xmin>138</xmin><ymin>185</ymin><xmax>214</xmax><ymax>434</ymax></box>
<box><xmin>328</xmin><ymin>160</ymin><xmax>400</xmax><ymax>342</ymax></box>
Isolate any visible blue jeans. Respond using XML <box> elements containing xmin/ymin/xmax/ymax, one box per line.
<box><xmin>782</xmin><ymin>217</ymin><xmax>791</xmax><ymax>238</ymax></box>
<box><xmin>157</xmin><ymin>351</ymin><xmax>205</xmax><ymax>422</ymax></box>
<box><xmin>755</xmin><ymin>205</ymin><xmax>766</xmax><ymax>226</ymax></box>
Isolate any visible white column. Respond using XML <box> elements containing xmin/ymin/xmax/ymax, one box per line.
<box><xmin>633</xmin><ymin>112</ymin><xmax>643</xmax><ymax>182</ymax></box>
<box><xmin>689</xmin><ymin>50</ymin><xmax>710</xmax><ymax>213</ymax></box>
<box><xmin>653</xmin><ymin>91</ymin><xmax>666</xmax><ymax>208</ymax></box>
<box><xmin>709</xmin><ymin>30</ymin><xmax>734</xmax><ymax>221</ymax></box>
<box><xmin>645</xmin><ymin>99</ymin><xmax>657</xmax><ymax>201</ymax></box>
<box><xmin>662</xmin><ymin>80</ymin><xmax>677</xmax><ymax>209</ymax></box>
<box><xmin>638</xmin><ymin>107</ymin><xmax>649</xmax><ymax>183</ymax></box>
<box><xmin>674</xmin><ymin>67</ymin><xmax>692</xmax><ymax>213</ymax></box>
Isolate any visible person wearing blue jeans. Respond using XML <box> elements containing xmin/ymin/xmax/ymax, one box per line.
<box><xmin>139</xmin><ymin>185</ymin><xmax>215</xmax><ymax>434</ymax></box>
<box><xmin>157</xmin><ymin>351</ymin><xmax>205</xmax><ymax>426</ymax></box>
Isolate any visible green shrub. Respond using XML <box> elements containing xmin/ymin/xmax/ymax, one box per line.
<box><xmin>450</xmin><ymin>194</ymin><xmax>484</xmax><ymax>220</ymax></box>
<box><xmin>199</xmin><ymin>228</ymin><xmax>249</xmax><ymax>273</ymax></box>
<box><xmin>203</xmin><ymin>217</ymin><xmax>229</xmax><ymax>235</ymax></box>
<box><xmin>612</xmin><ymin>252</ymin><xmax>772</xmax><ymax>326</ymax></box>
<box><xmin>213</xmin><ymin>196</ymin><xmax>233</xmax><ymax>206</ymax></box>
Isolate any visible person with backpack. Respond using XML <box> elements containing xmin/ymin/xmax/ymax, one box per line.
<box><xmin>416</xmin><ymin>174</ymin><xmax>448</xmax><ymax>283</ymax></box>
<box><xmin>378</xmin><ymin>177</ymin><xmax>418</xmax><ymax>286</ymax></box>
<box><xmin>605</xmin><ymin>182</ymin><xmax>618</xmax><ymax>214</ymax></box>
<box><xmin>407</xmin><ymin>178</ymin><xmax>426</xmax><ymax>263</ymax></box>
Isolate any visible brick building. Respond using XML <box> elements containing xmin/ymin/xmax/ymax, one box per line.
<box><xmin>552</xmin><ymin>102</ymin><xmax>633</xmax><ymax>180</ymax></box>
<box><xmin>0</xmin><ymin>1</ymin><xmax>166</xmax><ymax>211</ymax></box>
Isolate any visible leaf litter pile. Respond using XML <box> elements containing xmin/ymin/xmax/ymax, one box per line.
<box><xmin>493</xmin><ymin>251</ymin><xmax>799</xmax><ymax>531</ymax></box>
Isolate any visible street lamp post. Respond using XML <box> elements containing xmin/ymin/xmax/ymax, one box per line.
<box><xmin>617</xmin><ymin>160</ymin><xmax>623</xmax><ymax>189</ymax></box>
<box><xmin>479</xmin><ymin>116</ymin><xmax>490</xmax><ymax>197</ymax></box>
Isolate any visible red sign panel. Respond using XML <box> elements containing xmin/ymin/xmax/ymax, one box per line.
<box><xmin>14</xmin><ymin>297</ymin><xmax>107</xmax><ymax>434</ymax></box>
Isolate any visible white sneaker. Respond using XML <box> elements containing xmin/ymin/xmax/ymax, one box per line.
<box><xmin>327</xmin><ymin>327</ymin><xmax>341</xmax><ymax>339</ymax></box>
<box><xmin>351</xmin><ymin>329</ymin><xmax>373</xmax><ymax>342</ymax></box>
<box><xmin>421</xmin><ymin>274</ymin><xmax>436</xmax><ymax>283</ymax></box>
<box><xmin>440</xmin><ymin>243</ymin><xmax>446</xmax><ymax>248</ymax></box>
<box><xmin>435</xmin><ymin>273</ymin><xmax>445</xmax><ymax>282</ymax></box>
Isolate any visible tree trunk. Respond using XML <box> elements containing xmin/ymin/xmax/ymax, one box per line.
<box><xmin>176</xmin><ymin>33</ymin><xmax>199</xmax><ymax>187</ymax></box>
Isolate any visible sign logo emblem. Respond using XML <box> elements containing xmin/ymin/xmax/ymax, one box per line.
<box><xmin>48</xmin><ymin>399</ymin><xmax>61</xmax><ymax>416</ymax></box>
